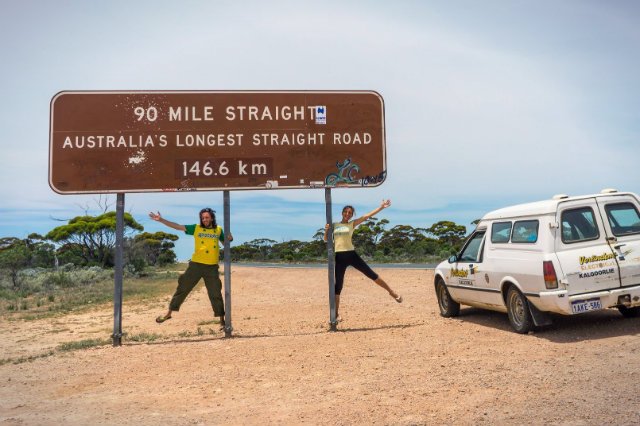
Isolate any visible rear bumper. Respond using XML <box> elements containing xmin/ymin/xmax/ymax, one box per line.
<box><xmin>533</xmin><ymin>284</ymin><xmax>640</xmax><ymax>315</ymax></box>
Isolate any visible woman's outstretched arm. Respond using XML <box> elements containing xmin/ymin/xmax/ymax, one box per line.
<box><xmin>352</xmin><ymin>199</ymin><xmax>391</xmax><ymax>227</ymax></box>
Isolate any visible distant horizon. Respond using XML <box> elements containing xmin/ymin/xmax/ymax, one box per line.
<box><xmin>16</xmin><ymin>187</ymin><xmax>639</xmax><ymax>262</ymax></box>
<box><xmin>15</xmin><ymin>193</ymin><xmax>482</xmax><ymax>262</ymax></box>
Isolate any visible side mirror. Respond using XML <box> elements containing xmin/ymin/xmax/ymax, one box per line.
<box><xmin>448</xmin><ymin>255</ymin><xmax>458</xmax><ymax>264</ymax></box>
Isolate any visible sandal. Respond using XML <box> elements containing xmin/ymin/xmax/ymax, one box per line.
<box><xmin>155</xmin><ymin>315</ymin><xmax>172</xmax><ymax>323</ymax></box>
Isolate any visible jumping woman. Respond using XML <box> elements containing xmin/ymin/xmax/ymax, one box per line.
<box><xmin>324</xmin><ymin>199</ymin><xmax>402</xmax><ymax>321</ymax></box>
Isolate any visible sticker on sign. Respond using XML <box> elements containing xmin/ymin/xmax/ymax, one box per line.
<box><xmin>315</xmin><ymin>106</ymin><xmax>327</xmax><ymax>125</ymax></box>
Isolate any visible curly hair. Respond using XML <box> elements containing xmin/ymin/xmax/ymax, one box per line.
<box><xmin>199</xmin><ymin>207</ymin><xmax>217</xmax><ymax>228</ymax></box>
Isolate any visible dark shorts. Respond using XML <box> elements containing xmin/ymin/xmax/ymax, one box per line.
<box><xmin>334</xmin><ymin>250</ymin><xmax>379</xmax><ymax>295</ymax></box>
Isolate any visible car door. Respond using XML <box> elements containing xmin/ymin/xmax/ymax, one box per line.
<box><xmin>554</xmin><ymin>198</ymin><xmax>620</xmax><ymax>296</ymax></box>
<box><xmin>447</xmin><ymin>230</ymin><xmax>486</xmax><ymax>303</ymax></box>
<box><xmin>595</xmin><ymin>195</ymin><xmax>640</xmax><ymax>288</ymax></box>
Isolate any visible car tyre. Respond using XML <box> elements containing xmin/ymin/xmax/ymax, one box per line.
<box><xmin>618</xmin><ymin>305</ymin><xmax>640</xmax><ymax>318</ymax></box>
<box><xmin>506</xmin><ymin>286</ymin><xmax>534</xmax><ymax>334</ymax></box>
<box><xmin>436</xmin><ymin>278</ymin><xmax>460</xmax><ymax>317</ymax></box>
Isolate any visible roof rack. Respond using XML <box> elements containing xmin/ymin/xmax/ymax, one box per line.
<box><xmin>600</xmin><ymin>188</ymin><xmax>618</xmax><ymax>194</ymax></box>
<box><xmin>552</xmin><ymin>194</ymin><xmax>569</xmax><ymax>200</ymax></box>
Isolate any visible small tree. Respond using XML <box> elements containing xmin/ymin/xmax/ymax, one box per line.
<box><xmin>247</xmin><ymin>238</ymin><xmax>278</xmax><ymax>260</ymax></box>
<box><xmin>127</xmin><ymin>231</ymin><xmax>179</xmax><ymax>267</ymax></box>
<box><xmin>55</xmin><ymin>242</ymin><xmax>87</xmax><ymax>266</ymax></box>
<box><xmin>0</xmin><ymin>237</ymin><xmax>21</xmax><ymax>251</ymax></box>
<box><xmin>46</xmin><ymin>212</ymin><xmax>143</xmax><ymax>267</ymax></box>
<box><xmin>427</xmin><ymin>221</ymin><xmax>467</xmax><ymax>253</ymax></box>
<box><xmin>353</xmin><ymin>218</ymin><xmax>389</xmax><ymax>257</ymax></box>
<box><xmin>0</xmin><ymin>243</ymin><xmax>30</xmax><ymax>288</ymax></box>
<box><xmin>25</xmin><ymin>233</ymin><xmax>56</xmax><ymax>268</ymax></box>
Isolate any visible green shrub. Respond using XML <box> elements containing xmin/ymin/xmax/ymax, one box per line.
<box><xmin>47</xmin><ymin>271</ymin><xmax>73</xmax><ymax>288</ymax></box>
<box><xmin>127</xmin><ymin>257</ymin><xmax>147</xmax><ymax>275</ymax></box>
<box><xmin>127</xmin><ymin>332</ymin><xmax>162</xmax><ymax>343</ymax></box>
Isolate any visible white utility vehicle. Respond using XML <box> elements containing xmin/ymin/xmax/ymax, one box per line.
<box><xmin>434</xmin><ymin>189</ymin><xmax>640</xmax><ymax>333</ymax></box>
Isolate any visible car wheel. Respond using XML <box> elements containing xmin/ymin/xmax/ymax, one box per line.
<box><xmin>618</xmin><ymin>305</ymin><xmax>640</xmax><ymax>318</ymax></box>
<box><xmin>436</xmin><ymin>278</ymin><xmax>460</xmax><ymax>317</ymax></box>
<box><xmin>506</xmin><ymin>286</ymin><xmax>534</xmax><ymax>334</ymax></box>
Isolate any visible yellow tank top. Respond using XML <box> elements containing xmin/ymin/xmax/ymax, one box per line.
<box><xmin>333</xmin><ymin>221</ymin><xmax>355</xmax><ymax>252</ymax></box>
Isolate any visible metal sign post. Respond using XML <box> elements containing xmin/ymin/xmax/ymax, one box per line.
<box><xmin>325</xmin><ymin>188</ymin><xmax>337</xmax><ymax>331</ymax></box>
<box><xmin>223</xmin><ymin>190</ymin><xmax>232</xmax><ymax>337</ymax></box>
<box><xmin>112</xmin><ymin>193</ymin><xmax>125</xmax><ymax>346</ymax></box>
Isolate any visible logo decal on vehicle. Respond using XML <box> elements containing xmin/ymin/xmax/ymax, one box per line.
<box><xmin>580</xmin><ymin>260</ymin><xmax>615</xmax><ymax>271</ymax></box>
<box><xmin>579</xmin><ymin>253</ymin><xmax>615</xmax><ymax>265</ymax></box>
<box><xmin>450</xmin><ymin>268</ymin><xmax>468</xmax><ymax>278</ymax></box>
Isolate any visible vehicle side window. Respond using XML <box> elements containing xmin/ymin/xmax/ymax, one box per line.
<box><xmin>605</xmin><ymin>202</ymin><xmax>640</xmax><ymax>236</ymax></box>
<box><xmin>459</xmin><ymin>231</ymin><xmax>485</xmax><ymax>262</ymax></box>
<box><xmin>491</xmin><ymin>222</ymin><xmax>512</xmax><ymax>243</ymax></box>
<box><xmin>511</xmin><ymin>220</ymin><xmax>539</xmax><ymax>243</ymax></box>
<box><xmin>561</xmin><ymin>207</ymin><xmax>599</xmax><ymax>243</ymax></box>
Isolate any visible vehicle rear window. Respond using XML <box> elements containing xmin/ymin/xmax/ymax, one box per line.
<box><xmin>605</xmin><ymin>202</ymin><xmax>640</xmax><ymax>236</ymax></box>
<box><xmin>561</xmin><ymin>207</ymin><xmax>599</xmax><ymax>243</ymax></box>
<box><xmin>511</xmin><ymin>220</ymin><xmax>539</xmax><ymax>243</ymax></box>
<box><xmin>491</xmin><ymin>222</ymin><xmax>512</xmax><ymax>243</ymax></box>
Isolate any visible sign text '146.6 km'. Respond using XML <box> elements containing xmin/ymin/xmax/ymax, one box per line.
<box><xmin>177</xmin><ymin>158</ymin><xmax>273</xmax><ymax>179</ymax></box>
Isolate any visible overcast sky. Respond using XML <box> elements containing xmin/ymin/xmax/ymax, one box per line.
<box><xmin>1</xmin><ymin>1</ymin><xmax>639</xmax><ymax>260</ymax></box>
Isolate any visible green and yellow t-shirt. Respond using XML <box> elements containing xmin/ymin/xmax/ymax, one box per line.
<box><xmin>333</xmin><ymin>221</ymin><xmax>355</xmax><ymax>252</ymax></box>
<box><xmin>184</xmin><ymin>225</ymin><xmax>225</xmax><ymax>265</ymax></box>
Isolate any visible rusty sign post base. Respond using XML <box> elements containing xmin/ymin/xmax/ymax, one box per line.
<box><xmin>223</xmin><ymin>190</ymin><xmax>233</xmax><ymax>338</ymax></box>
<box><xmin>112</xmin><ymin>193</ymin><xmax>125</xmax><ymax>346</ymax></box>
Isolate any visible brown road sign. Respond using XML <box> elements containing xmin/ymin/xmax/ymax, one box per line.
<box><xmin>49</xmin><ymin>91</ymin><xmax>386</xmax><ymax>194</ymax></box>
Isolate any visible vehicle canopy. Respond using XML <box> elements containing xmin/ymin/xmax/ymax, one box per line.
<box><xmin>480</xmin><ymin>190</ymin><xmax>637</xmax><ymax>222</ymax></box>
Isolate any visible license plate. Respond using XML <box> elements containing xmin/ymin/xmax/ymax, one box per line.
<box><xmin>571</xmin><ymin>298</ymin><xmax>602</xmax><ymax>314</ymax></box>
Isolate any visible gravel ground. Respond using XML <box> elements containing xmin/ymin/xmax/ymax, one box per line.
<box><xmin>1</xmin><ymin>266</ymin><xmax>639</xmax><ymax>425</ymax></box>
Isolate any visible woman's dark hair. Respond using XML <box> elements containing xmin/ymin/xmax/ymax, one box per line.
<box><xmin>342</xmin><ymin>205</ymin><xmax>355</xmax><ymax>214</ymax></box>
<box><xmin>199</xmin><ymin>207</ymin><xmax>217</xmax><ymax>228</ymax></box>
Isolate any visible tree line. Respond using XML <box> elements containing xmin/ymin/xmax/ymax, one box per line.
<box><xmin>0</xmin><ymin>212</ymin><xmax>177</xmax><ymax>287</ymax></box>
<box><xmin>231</xmin><ymin>218</ymin><xmax>467</xmax><ymax>263</ymax></box>
<box><xmin>0</xmin><ymin>210</ymin><xmax>470</xmax><ymax>288</ymax></box>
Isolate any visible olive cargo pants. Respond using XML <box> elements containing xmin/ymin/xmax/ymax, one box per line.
<box><xmin>169</xmin><ymin>261</ymin><xmax>224</xmax><ymax>317</ymax></box>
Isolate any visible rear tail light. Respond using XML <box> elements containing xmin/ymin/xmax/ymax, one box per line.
<box><xmin>543</xmin><ymin>261</ymin><xmax>558</xmax><ymax>289</ymax></box>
